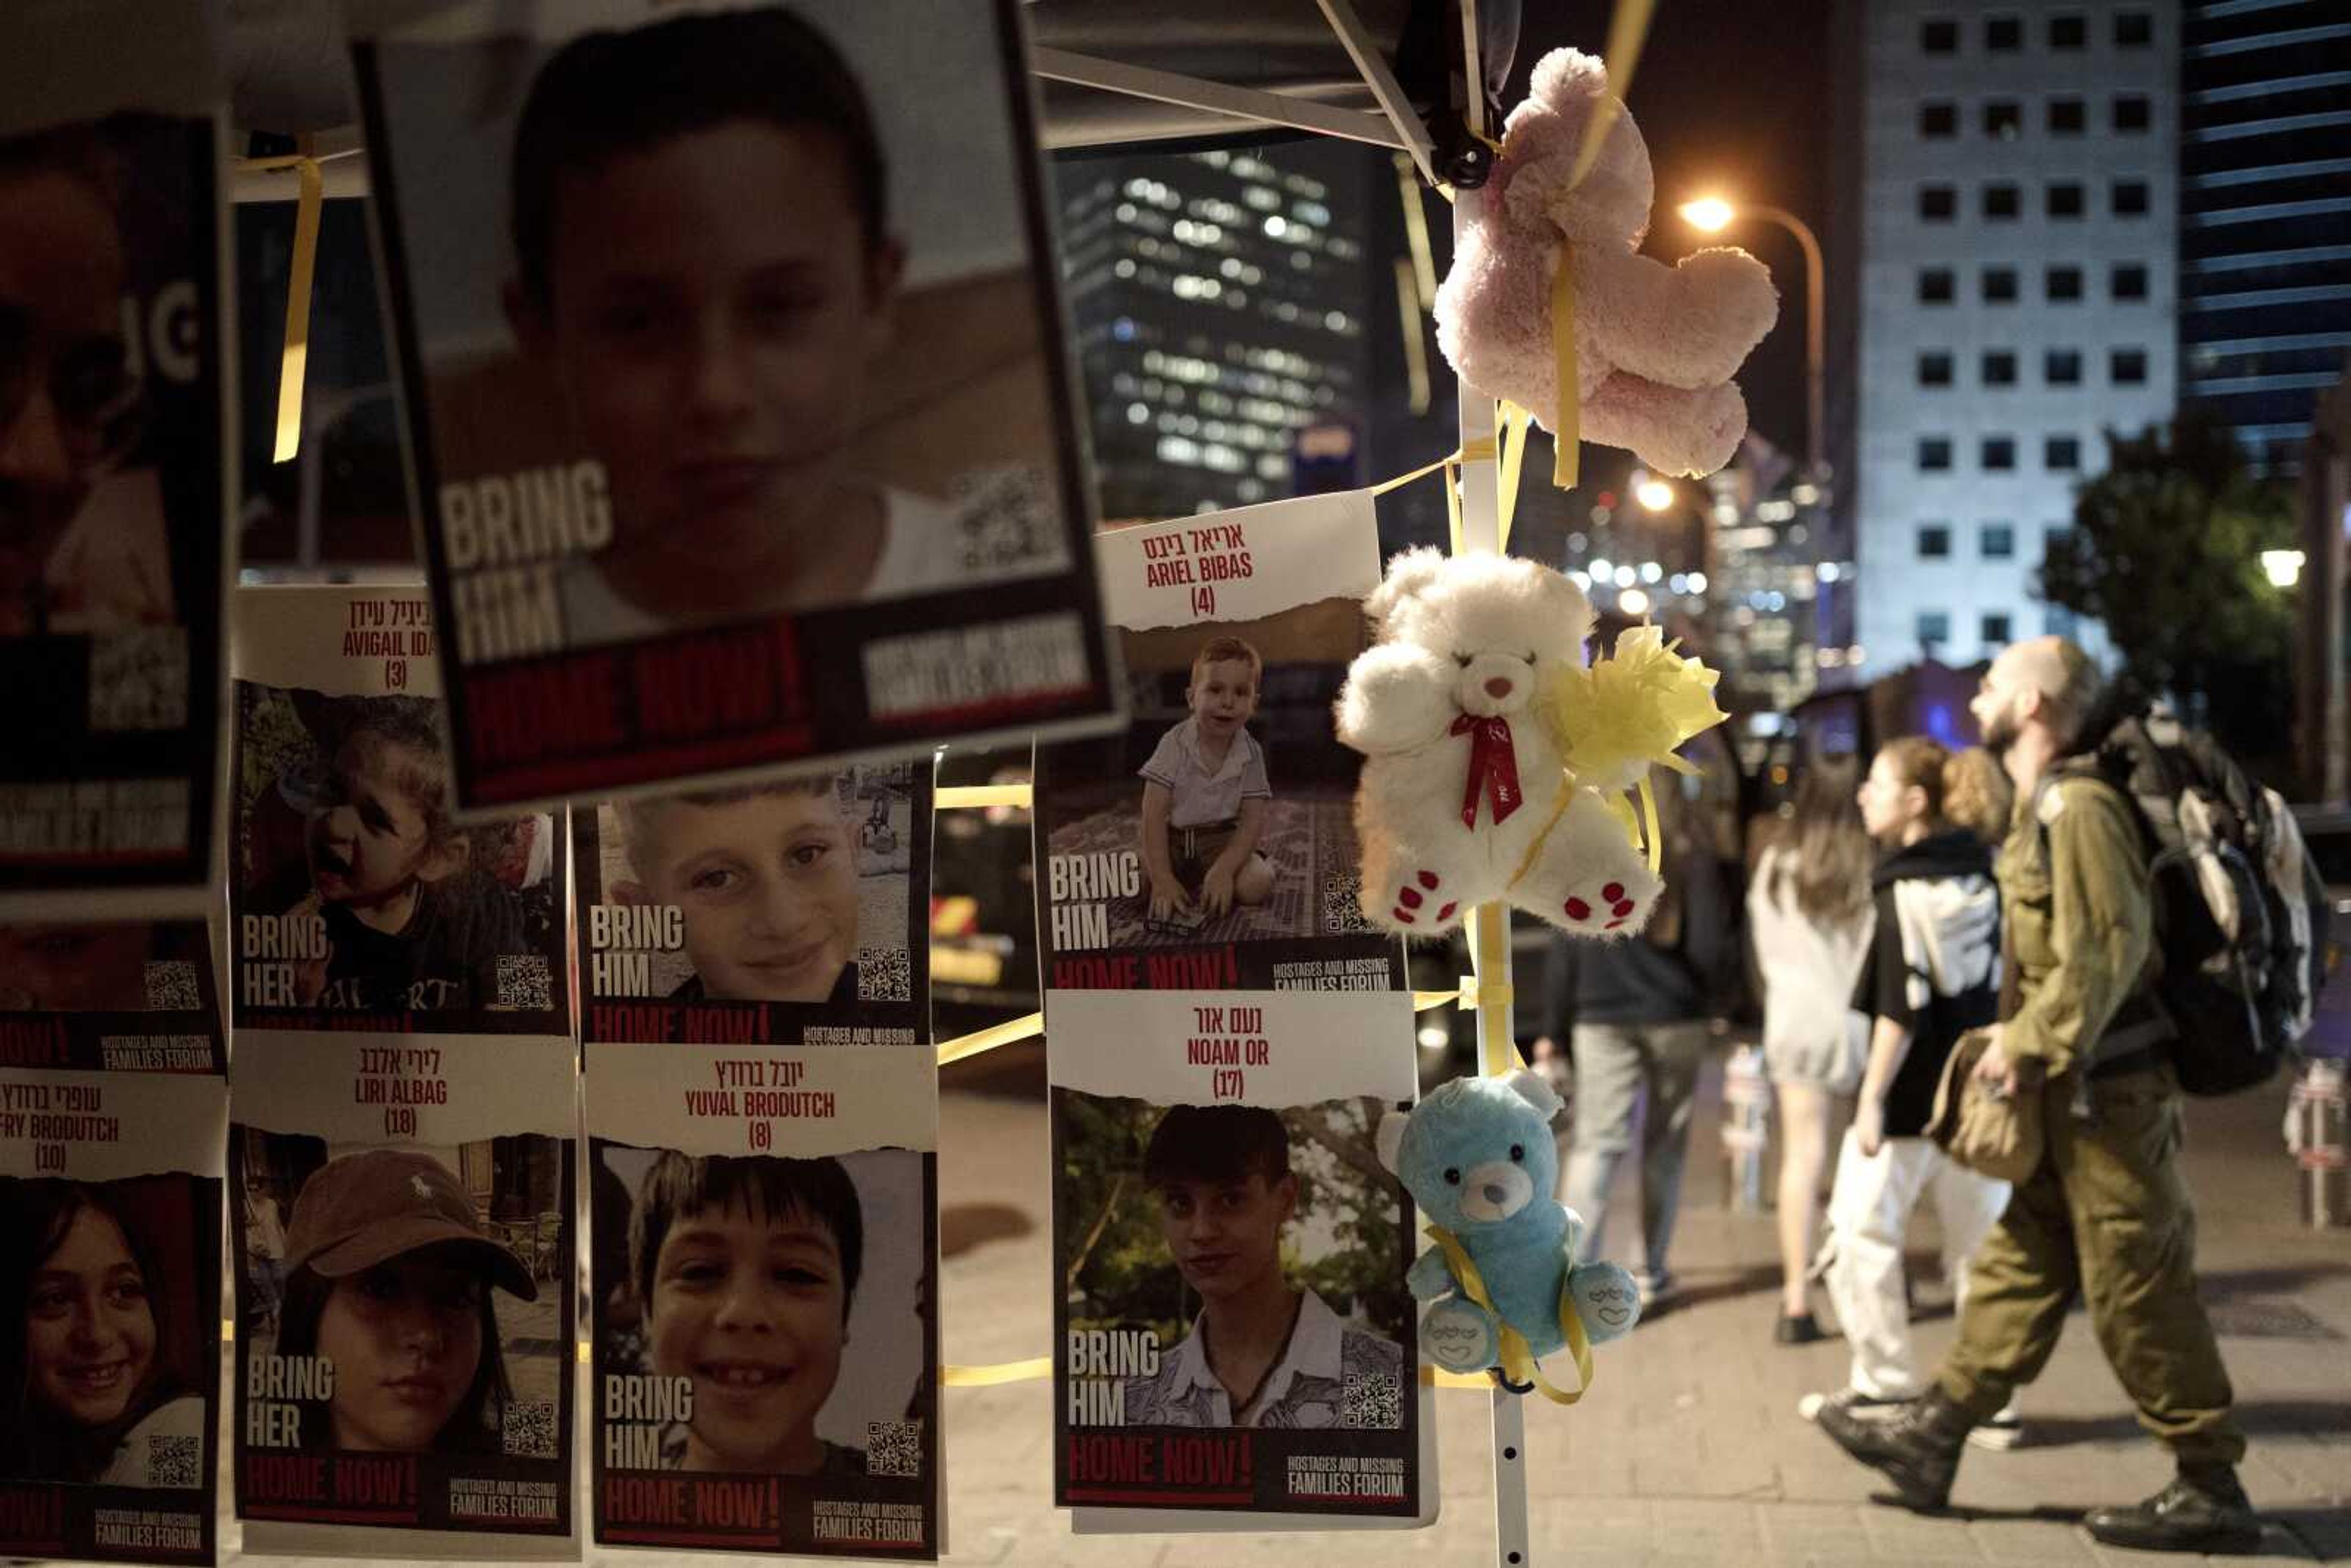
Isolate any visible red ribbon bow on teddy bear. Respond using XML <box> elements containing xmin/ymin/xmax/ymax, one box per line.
<box><xmin>1450</xmin><ymin>713</ymin><xmax>1523</xmax><ymax>828</ymax></box>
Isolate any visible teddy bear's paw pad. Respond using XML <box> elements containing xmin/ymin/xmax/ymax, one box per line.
<box><xmin>1561</xmin><ymin>879</ymin><xmax>1644</xmax><ymax>932</ymax></box>
<box><xmin>1389</xmin><ymin>869</ymin><xmax>1459</xmax><ymax>927</ymax></box>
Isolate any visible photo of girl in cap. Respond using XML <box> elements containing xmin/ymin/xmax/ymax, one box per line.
<box><xmin>236</xmin><ymin>686</ymin><xmax>558</xmax><ymax>1019</ymax></box>
<box><xmin>0</xmin><ymin>1176</ymin><xmax>210</xmax><ymax>1487</ymax></box>
<box><xmin>268</xmin><ymin>1148</ymin><xmax>538</xmax><ymax>1454</ymax></box>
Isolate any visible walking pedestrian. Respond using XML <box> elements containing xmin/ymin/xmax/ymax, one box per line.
<box><xmin>1801</xmin><ymin>738</ymin><xmax>2015</xmax><ymax>1444</ymax></box>
<box><xmin>1814</xmin><ymin>637</ymin><xmax>2259</xmax><ymax>1553</ymax></box>
<box><xmin>1542</xmin><ymin>779</ymin><xmax>1730</xmax><ymax>1316</ymax></box>
<box><xmin>1747</xmin><ymin>757</ymin><xmax>1873</xmax><ymax>1344</ymax></box>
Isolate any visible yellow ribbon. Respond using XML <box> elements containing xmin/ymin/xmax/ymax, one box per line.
<box><xmin>272</xmin><ymin>154</ymin><xmax>323</xmax><ymax>462</ymax></box>
<box><xmin>936</xmin><ymin>1010</ymin><xmax>1042</xmax><ymax>1066</ymax></box>
<box><xmin>934</xmin><ymin>784</ymin><xmax>1032</xmax><ymax>809</ymax></box>
<box><xmin>1547</xmin><ymin>0</ymin><xmax>1660</xmax><ymax>491</ymax></box>
<box><xmin>1551</xmin><ymin>259</ymin><xmax>1580</xmax><ymax>490</ymax></box>
<box><xmin>1426</xmin><ymin>1225</ymin><xmax>1594</xmax><ymax>1406</ymax></box>
<box><xmin>943</xmin><ymin>1357</ymin><xmax>1054</xmax><ymax>1387</ymax></box>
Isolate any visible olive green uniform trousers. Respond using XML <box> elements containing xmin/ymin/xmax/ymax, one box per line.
<box><xmin>1937</xmin><ymin>1063</ymin><xmax>2245</xmax><ymax>1468</ymax></box>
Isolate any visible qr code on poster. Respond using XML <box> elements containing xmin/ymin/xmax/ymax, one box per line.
<box><xmin>503</xmin><ymin>1400</ymin><xmax>558</xmax><ymax>1459</ymax></box>
<box><xmin>1342</xmin><ymin>1371</ymin><xmax>1403</xmax><ymax>1430</ymax></box>
<box><xmin>866</xmin><ymin>1420</ymin><xmax>923</xmax><ymax>1478</ymax></box>
<box><xmin>497</xmin><ymin>955</ymin><xmax>552</xmax><ymax>1011</ymax></box>
<box><xmin>1321</xmin><ymin>869</ymin><xmax>1379</xmax><ymax>935</ymax></box>
<box><xmin>87</xmin><ymin>628</ymin><xmax>189</xmax><ymax>732</ymax></box>
<box><xmin>950</xmin><ymin>462</ymin><xmax>1059</xmax><ymax>571</ymax></box>
<box><xmin>857</xmin><ymin>946</ymin><xmax>912</xmax><ymax>1003</ymax></box>
<box><xmin>144</xmin><ymin>961</ymin><xmax>200</xmax><ymax>1011</ymax></box>
<box><xmin>144</xmin><ymin>1433</ymin><xmax>201</xmax><ymax>1488</ymax></box>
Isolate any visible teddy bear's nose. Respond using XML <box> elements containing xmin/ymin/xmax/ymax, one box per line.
<box><xmin>1483</xmin><ymin>1182</ymin><xmax>1509</xmax><ymax>1204</ymax></box>
<box><xmin>1483</xmin><ymin>677</ymin><xmax>1513</xmax><ymax>699</ymax></box>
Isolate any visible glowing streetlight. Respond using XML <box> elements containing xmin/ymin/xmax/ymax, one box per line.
<box><xmin>1635</xmin><ymin>478</ymin><xmax>1676</xmax><ymax>512</ymax></box>
<box><xmin>2262</xmin><ymin>549</ymin><xmax>2306</xmax><ymax>588</ymax></box>
<box><xmin>1678</xmin><ymin>192</ymin><xmax>1826</xmax><ymax>481</ymax></box>
<box><xmin>1678</xmin><ymin>197</ymin><xmax>1735</xmax><ymax>233</ymax></box>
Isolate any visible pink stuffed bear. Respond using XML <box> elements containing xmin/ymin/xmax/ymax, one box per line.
<box><xmin>1435</xmin><ymin>48</ymin><xmax>1780</xmax><ymax>478</ymax></box>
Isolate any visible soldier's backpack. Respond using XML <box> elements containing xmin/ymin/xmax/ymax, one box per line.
<box><xmin>2046</xmin><ymin>708</ymin><xmax>2330</xmax><ymax>1095</ymax></box>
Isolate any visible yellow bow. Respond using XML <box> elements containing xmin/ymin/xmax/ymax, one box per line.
<box><xmin>1425</xmin><ymin>1225</ymin><xmax>1594</xmax><ymax>1406</ymax></box>
<box><xmin>1546</xmin><ymin>624</ymin><xmax>1729</xmax><ymax>871</ymax></box>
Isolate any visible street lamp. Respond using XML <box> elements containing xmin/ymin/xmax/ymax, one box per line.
<box><xmin>1679</xmin><ymin>194</ymin><xmax>1826</xmax><ymax>481</ymax></box>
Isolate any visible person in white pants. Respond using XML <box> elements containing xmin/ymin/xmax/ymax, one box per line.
<box><xmin>1805</xmin><ymin>738</ymin><xmax>2022</xmax><ymax>1448</ymax></box>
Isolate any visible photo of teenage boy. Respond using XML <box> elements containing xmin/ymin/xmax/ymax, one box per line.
<box><xmin>246</xmin><ymin>691</ymin><xmax>542</xmax><ymax>1013</ymax></box>
<box><xmin>502</xmin><ymin>7</ymin><xmax>996</xmax><ymax>646</ymax></box>
<box><xmin>0</xmin><ymin>120</ymin><xmax>174</xmax><ymax>637</ymax></box>
<box><xmin>0</xmin><ymin>1179</ymin><xmax>206</xmax><ymax>1487</ymax></box>
<box><xmin>611</xmin><ymin>779</ymin><xmax>862</xmax><ymax>1005</ymax></box>
<box><xmin>626</xmin><ymin>1152</ymin><xmax>864</xmax><ymax>1476</ymax></box>
<box><xmin>1139</xmin><ymin>636</ymin><xmax>1275</xmax><ymax>925</ymax></box>
<box><xmin>1120</xmin><ymin>1106</ymin><xmax>1402</xmax><ymax>1429</ymax></box>
<box><xmin>269</xmin><ymin>1149</ymin><xmax>535</xmax><ymax>1454</ymax></box>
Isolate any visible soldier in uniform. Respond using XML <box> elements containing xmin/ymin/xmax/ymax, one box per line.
<box><xmin>1815</xmin><ymin>636</ymin><xmax>2259</xmax><ymax>1555</ymax></box>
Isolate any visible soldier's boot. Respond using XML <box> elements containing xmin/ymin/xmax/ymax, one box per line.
<box><xmin>1815</xmin><ymin>1386</ymin><xmax>1974</xmax><ymax>1510</ymax></box>
<box><xmin>2082</xmin><ymin>1466</ymin><xmax>2261</xmax><ymax>1555</ymax></box>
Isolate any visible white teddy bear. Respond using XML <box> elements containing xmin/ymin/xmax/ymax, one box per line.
<box><xmin>1335</xmin><ymin>548</ymin><xmax>1660</xmax><ymax>939</ymax></box>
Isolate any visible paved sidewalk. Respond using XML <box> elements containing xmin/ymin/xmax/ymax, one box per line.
<box><xmin>918</xmin><ymin>1043</ymin><xmax>2351</xmax><ymax>1568</ymax></box>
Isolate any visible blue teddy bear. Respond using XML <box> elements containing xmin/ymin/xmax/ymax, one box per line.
<box><xmin>1377</xmin><ymin>1070</ymin><xmax>1641</xmax><ymax>1387</ymax></box>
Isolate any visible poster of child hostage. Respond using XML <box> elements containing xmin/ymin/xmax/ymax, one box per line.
<box><xmin>351</xmin><ymin>0</ymin><xmax>1116</xmax><ymax>812</ymax></box>
<box><xmin>0</xmin><ymin>0</ymin><xmax>233</xmax><ymax>912</ymax></box>
<box><xmin>0</xmin><ymin>1173</ymin><xmax>221</xmax><ymax>1564</ymax></box>
<box><xmin>576</xmin><ymin>762</ymin><xmax>926</xmax><ymax>1043</ymax></box>
<box><xmin>231</xmin><ymin>682</ymin><xmax>566</xmax><ymax>1033</ymax></box>
<box><xmin>590</xmin><ymin>1143</ymin><xmax>938</xmax><ymax>1558</ymax></box>
<box><xmin>1037</xmin><ymin>600</ymin><xmax>1404</xmax><ymax>992</ymax></box>
<box><xmin>228</xmin><ymin>1132</ymin><xmax>573</xmax><ymax>1537</ymax></box>
<box><xmin>1054</xmin><ymin>1093</ymin><xmax>1419</xmax><ymax>1518</ymax></box>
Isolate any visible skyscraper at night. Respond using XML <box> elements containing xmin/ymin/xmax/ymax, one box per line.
<box><xmin>2177</xmin><ymin>1</ymin><xmax>2351</xmax><ymax>476</ymax></box>
<box><xmin>1054</xmin><ymin>143</ymin><xmax>1374</xmax><ymax>523</ymax></box>
<box><xmin>1834</xmin><ymin>0</ymin><xmax>2180</xmax><ymax>681</ymax></box>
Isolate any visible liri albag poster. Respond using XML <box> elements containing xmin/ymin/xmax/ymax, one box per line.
<box><xmin>350</xmin><ymin>0</ymin><xmax>1117</xmax><ymax>812</ymax></box>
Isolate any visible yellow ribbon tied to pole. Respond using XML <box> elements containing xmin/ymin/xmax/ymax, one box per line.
<box><xmin>1426</xmin><ymin>1225</ymin><xmax>1594</xmax><ymax>1406</ymax></box>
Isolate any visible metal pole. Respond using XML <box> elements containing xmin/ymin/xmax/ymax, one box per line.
<box><xmin>1743</xmin><ymin>204</ymin><xmax>1826</xmax><ymax>481</ymax></box>
<box><xmin>1455</xmin><ymin>182</ymin><xmax>1532</xmax><ymax>1564</ymax></box>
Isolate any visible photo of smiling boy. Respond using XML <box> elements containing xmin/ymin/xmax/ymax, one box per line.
<box><xmin>613</xmin><ymin>781</ymin><xmax>861</xmax><ymax>1005</ymax></box>
<box><xmin>1120</xmin><ymin>1106</ymin><xmax>1401</xmax><ymax>1430</ymax></box>
<box><xmin>627</xmin><ymin>1152</ymin><xmax>864</xmax><ymax>1476</ymax></box>
<box><xmin>1138</xmin><ymin>636</ymin><xmax>1275</xmax><ymax>925</ymax></box>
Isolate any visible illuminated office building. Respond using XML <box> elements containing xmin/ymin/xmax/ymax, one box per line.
<box><xmin>1057</xmin><ymin>143</ymin><xmax>1374</xmax><ymax>520</ymax></box>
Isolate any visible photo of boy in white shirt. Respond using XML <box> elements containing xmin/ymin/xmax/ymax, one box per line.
<box><xmin>1137</xmin><ymin>636</ymin><xmax>1275</xmax><ymax>926</ymax></box>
